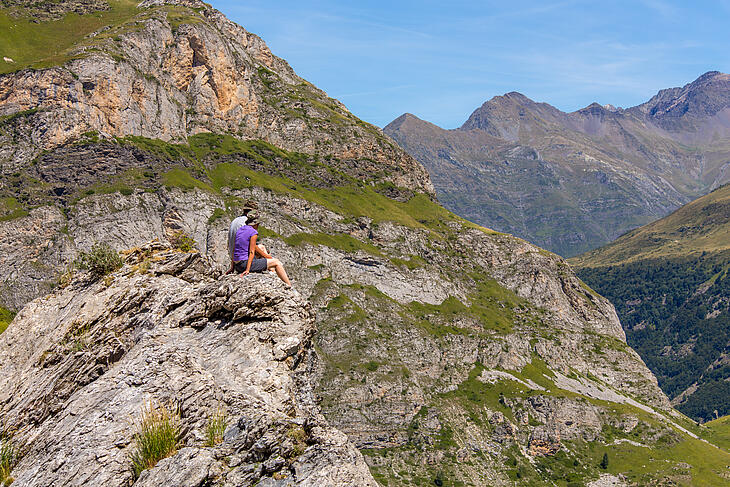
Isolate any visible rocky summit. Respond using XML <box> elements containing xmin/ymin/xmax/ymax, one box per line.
<box><xmin>1</xmin><ymin>1</ymin><xmax>730</xmax><ymax>486</ymax></box>
<box><xmin>385</xmin><ymin>72</ymin><xmax>730</xmax><ymax>257</ymax></box>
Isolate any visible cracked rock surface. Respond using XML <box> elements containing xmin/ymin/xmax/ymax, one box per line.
<box><xmin>0</xmin><ymin>241</ymin><xmax>377</xmax><ymax>486</ymax></box>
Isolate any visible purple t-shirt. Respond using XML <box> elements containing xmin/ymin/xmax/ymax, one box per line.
<box><xmin>233</xmin><ymin>225</ymin><xmax>258</xmax><ymax>261</ymax></box>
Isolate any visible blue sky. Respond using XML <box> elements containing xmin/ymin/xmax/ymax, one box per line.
<box><xmin>209</xmin><ymin>1</ymin><xmax>729</xmax><ymax>129</ymax></box>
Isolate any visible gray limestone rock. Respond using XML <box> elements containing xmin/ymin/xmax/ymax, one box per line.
<box><xmin>0</xmin><ymin>243</ymin><xmax>377</xmax><ymax>486</ymax></box>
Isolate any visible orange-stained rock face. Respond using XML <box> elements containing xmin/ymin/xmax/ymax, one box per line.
<box><xmin>0</xmin><ymin>1</ymin><xmax>433</xmax><ymax>194</ymax></box>
<box><xmin>528</xmin><ymin>427</ymin><xmax>561</xmax><ymax>456</ymax></box>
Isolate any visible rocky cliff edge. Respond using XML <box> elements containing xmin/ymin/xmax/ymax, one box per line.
<box><xmin>0</xmin><ymin>240</ymin><xmax>377</xmax><ymax>486</ymax></box>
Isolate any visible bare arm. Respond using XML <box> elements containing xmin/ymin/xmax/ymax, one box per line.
<box><xmin>241</xmin><ymin>234</ymin><xmax>257</xmax><ymax>275</ymax></box>
<box><xmin>255</xmin><ymin>244</ymin><xmax>272</xmax><ymax>259</ymax></box>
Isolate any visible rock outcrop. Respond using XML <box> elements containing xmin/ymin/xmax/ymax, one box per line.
<box><xmin>0</xmin><ymin>241</ymin><xmax>377</xmax><ymax>486</ymax></box>
<box><xmin>0</xmin><ymin>0</ymin><xmax>432</xmax><ymax>194</ymax></box>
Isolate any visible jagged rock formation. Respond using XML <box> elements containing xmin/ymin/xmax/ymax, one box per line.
<box><xmin>384</xmin><ymin>72</ymin><xmax>730</xmax><ymax>256</ymax></box>
<box><xmin>0</xmin><ymin>241</ymin><xmax>377</xmax><ymax>486</ymax></box>
<box><xmin>1</xmin><ymin>1</ymin><xmax>729</xmax><ymax>485</ymax></box>
<box><xmin>5</xmin><ymin>180</ymin><xmax>724</xmax><ymax>485</ymax></box>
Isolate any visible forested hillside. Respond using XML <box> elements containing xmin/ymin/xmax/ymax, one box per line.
<box><xmin>573</xmin><ymin>184</ymin><xmax>730</xmax><ymax>421</ymax></box>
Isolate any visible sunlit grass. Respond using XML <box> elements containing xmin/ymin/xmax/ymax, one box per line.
<box><xmin>0</xmin><ymin>431</ymin><xmax>17</xmax><ymax>485</ymax></box>
<box><xmin>204</xmin><ymin>408</ymin><xmax>228</xmax><ymax>447</ymax></box>
<box><xmin>129</xmin><ymin>401</ymin><xmax>182</xmax><ymax>478</ymax></box>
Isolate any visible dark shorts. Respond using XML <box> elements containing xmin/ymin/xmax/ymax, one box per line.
<box><xmin>234</xmin><ymin>258</ymin><xmax>268</xmax><ymax>273</ymax></box>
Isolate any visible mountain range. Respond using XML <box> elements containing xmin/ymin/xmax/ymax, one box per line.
<box><xmin>1</xmin><ymin>1</ymin><xmax>730</xmax><ymax>486</ymax></box>
<box><xmin>384</xmin><ymin>72</ymin><xmax>730</xmax><ymax>256</ymax></box>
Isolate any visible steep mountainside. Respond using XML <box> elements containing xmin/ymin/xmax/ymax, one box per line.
<box><xmin>571</xmin><ymin>184</ymin><xmax>730</xmax><ymax>422</ymax></box>
<box><xmin>385</xmin><ymin>72</ymin><xmax>730</xmax><ymax>256</ymax></box>
<box><xmin>1</xmin><ymin>1</ymin><xmax>730</xmax><ymax>485</ymax></box>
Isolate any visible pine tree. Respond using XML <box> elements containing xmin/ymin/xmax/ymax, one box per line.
<box><xmin>600</xmin><ymin>452</ymin><xmax>609</xmax><ymax>470</ymax></box>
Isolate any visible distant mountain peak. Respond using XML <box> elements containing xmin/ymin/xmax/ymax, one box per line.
<box><xmin>637</xmin><ymin>70</ymin><xmax>730</xmax><ymax>131</ymax></box>
<box><xmin>503</xmin><ymin>91</ymin><xmax>530</xmax><ymax>100</ymax></box>
<box><xmin>485</xmin><ymin>91</ymin><xmax>534</xmax><ymax>106</ymax></box>
<box><xmin>581</xmin><ymin>102</ymin><xmax>606</xmax><ymax>111</ymax></box>
<box><xmin>389</xmin><ymin>112</ymin><xmax>421</xmax><ymax>124</ymax></box>
<box><xmin>695</xmin><ymin>70</ymin><xmax>725</xmax><ymax>82</ymax></box>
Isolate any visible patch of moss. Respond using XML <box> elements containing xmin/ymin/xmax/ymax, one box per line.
<box><xmin>165</xmin><ymin>4</ymin><xmax>205</xmax><ymax>32</ymax></box>
<box><xmin>0</xmin><ymin>108</ymin><xmax>40</xmax><ymax>127</ymax></box>
<box><xmin>0</xmin><ymin>197</ymin><xmax>29</xmax><ymax>221</ymax></box>
<box><xmin>284</xmin><ymin>232</ymin><xmax>383</xmax><ymax>256</ymax></box>
<box><xmin>162</xmin><ymin>168</ymin><xmax>212</xmax><ymax>192</ymax></box>
<box><xmin>118</xmin><ymin>135</ymin><xmax>195</xmax><ymax>161</ymax></box>
<box><xmin>404</xmin><ymin>277</ymin><xmax>526</xmax><ymax>337</ymax></box>
<box><xmin>390</xmin><ymin>255</ymin><xmax>427</xmax><ymax>270</ymax></box>
<box><xmin>207</xmin><ymin>207</ymin><xmax>225</xmax><ymax>224</ymax></box>
<box><xmin>441</xmin><ymin>363</ymin><xmax>522</xmax><ymax>423</ymax></box>
<box><xmin>325</xmin><ymin>293</ymin><xmax>368</xmax><ymax>322</ymax></box>
<box><xmin>502</xmin><ymin>356</ymin><xmax>557</xmax><ymax>391</ymax></box>
<box><xmin>0</xmin><ymin>306</ymin><xmax>15</xmax><ymax>335</ymax></box>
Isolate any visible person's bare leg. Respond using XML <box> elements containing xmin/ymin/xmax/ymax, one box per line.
<box><xmin>258</xmin><ymin>245</ymin><xmax>276</xmax><ymax>274</ymax></box>
<box><xmin>267</xmin><ymin>258</ymin><xmax>291</xmax><ymax>286</ymax></box>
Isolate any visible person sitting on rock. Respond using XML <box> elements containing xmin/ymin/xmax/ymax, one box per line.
<box><xmin>233</xmin><ymin>210</ymin><xmax>291</xmax><ymax>286</ymax></box>
<box><xmin>226</xmin><ymin>199</ymin><xmax>257</xmax><ymax>275</ymax></box>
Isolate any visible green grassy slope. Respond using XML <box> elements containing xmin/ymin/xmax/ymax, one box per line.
<box><xmin>0</xmin><ymin>0</ymin><xmax>140</xmax><ymax>74</ymax></box>
<box><xmin>571</xmin><ymin>183</ymin><xmax>730</xmax><ymax>267</ymax></box>
<box><xmin>705</xmin><ymin>415</ymin><xmax>730</xmax><ymax>452</ymax></box>
<box><xmin>0</xmin><ymin>132</ymin><xmax>482</xmax><ymax>235</ymax></box>
<box><xmin>571</xmin><ymin>185</ymin><xmax>730</xmax><ymax>422</ymax></box>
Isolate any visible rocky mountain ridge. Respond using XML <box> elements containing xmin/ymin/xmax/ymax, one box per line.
<box><xmin>1</xmin><ymin>1</ymin><xmax>729</xmax><ymax>485</ymax></box>
<box><xmin>0</xmin><ymin>0</ymin><xmax>432</xmax><ymax>193</ymax></box>
<box><xmin>385</xmin><ymin>71</ymin><xmax>730</xmax><ymax>256</ymax></box>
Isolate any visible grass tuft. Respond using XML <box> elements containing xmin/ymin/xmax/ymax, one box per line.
<box><xmin>0</xmin><ymin>429</ymin><xmax>17</xmax><ymax>485</ymax></box>
<box><xmin>286</xmin><ymin>426</ymin><xmax>308</xmax><ymax>458</ymax></box>
<box><xmin>168</xmin><ymin>231</ymin><xmax>196</xmax><ymax>252</ymax></box>
<box><xmin>0</xmin><ymin>307</ymin><xmax>15</xmax><ymax>335</ymax></box>
<box><xmin>129</xmin><ymin>401</ymin><xmax>182</xmax><ymax>479</ymax></box>
<box><xmin>204</xmin><ymin>408</ymin><xmax>227</xmax><ymax>447</ymax></box>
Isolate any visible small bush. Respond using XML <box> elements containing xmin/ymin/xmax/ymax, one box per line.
<box><xmin>129</xmin><ymin>401</ymin><xmax>182</xmax><ymax>479</ymax></box>
<box><xmin>286</xmin><ymin>426</ymin><xmax>308</xmax><ymax>458</ymax></box>
<box><xmin>0</xmin><ymin>432</ymin><xmax>17</xmax><ymax>484</ymax></box>
<box><xmin>204</xmin><ymin>409</ymin><xmax>228</xmax><ymax>447</ymax></box>
<box><xmin>169</xmin><ymin>231</ymin><xmax>196</xmax><ymax>252</ymax></box>
<box><xmin>76</xmin><ymin>243</ymin><xmax>123</xmax><ymax>277</ymax></box>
